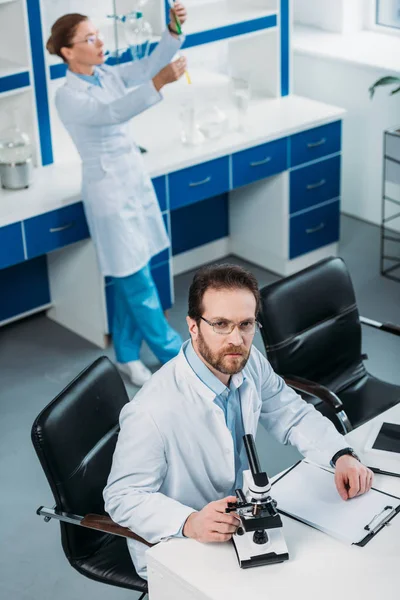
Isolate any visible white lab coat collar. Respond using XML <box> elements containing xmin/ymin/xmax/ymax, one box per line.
<box><xmin>65</xmin><ymin>65</ymin><xmax>108</xmax><ymax>91</ymax></box>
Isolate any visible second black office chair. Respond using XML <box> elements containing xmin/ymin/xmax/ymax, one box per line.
<box><xmin>258</xmin><ymin>257</ymin><xmax>400</xmax><ymax>433</ymax></box>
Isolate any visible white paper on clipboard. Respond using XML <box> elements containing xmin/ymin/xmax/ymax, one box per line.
<box><xmin>272</xmin><ymin>461</ymin><xmax>400</xmax><ymax>544</ymax></box>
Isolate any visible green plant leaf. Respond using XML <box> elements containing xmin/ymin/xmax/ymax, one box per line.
<box><xmin>369</xmin><ymin>76</ymin><xmax>400</xmax><ymax>98</ymax></box>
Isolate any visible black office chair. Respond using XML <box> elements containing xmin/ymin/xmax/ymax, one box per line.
<box><xmin>31</xmin><ymin>356</ymin><xmax>150</xmax><ymax>599</ymax></box>
<box><xmin>258</xmin><ymin>257</ymin><xmax>400</xmax><ymax>434</ymax></box>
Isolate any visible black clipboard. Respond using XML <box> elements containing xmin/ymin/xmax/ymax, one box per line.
<box><xmin>272</xmin><ymin>461</ymin><xmax>400</xmax><ymax>547</ymax></box>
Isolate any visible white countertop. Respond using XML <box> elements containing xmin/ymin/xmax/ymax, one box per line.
<box><xmin>0</xmin><ymin>95</ymin><xmax>345</xmax><ymax>227</ymax></box>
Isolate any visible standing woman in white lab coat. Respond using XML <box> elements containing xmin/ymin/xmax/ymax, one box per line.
<box><xmin>46</xmin><ymin>5</ymin><xmax>188</xmax><ymax>386</ymax></box>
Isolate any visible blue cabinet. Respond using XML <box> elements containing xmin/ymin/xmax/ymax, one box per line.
<box><xmin>290</xmin><ymin>121</ymin><xmax>341</xmax><ymax>167</ymax></box>
<box><xmin>152</xmin><ymin>261</ymin><xmax>173</xmax><ymax>311</ymax></box>
<box><xmin>0</xmin><ymin>223</ymin><xmax>25</xmax><ymax>270</ymax></box>
<box><xmin>152</xmin><ymin>175</ymin><xmax>168</xmax><ymax>212</ymax></box>
<box><xmin>150</xmin><ymin>213</ymin><xmax>170</xmax><ymax>268</ymax></box>
<box><xmin>232</xmin><ymin>138</ymin><xmax>287</xmax><ymax>188</ymax></box>
<box><xmin>290</xmin><ymin>155</ymin><xmax>341</xmax><ymax>214</ymax></box>
<box><xmin>171</xmin><ymin>194</ymin><xmax>229</xmax><ymax>256</ymax></box>
<box><xmin>289</xmin><ymin>200</ymin><xmax>340</xmax><ymax>259</ymax></box>
<box><xmin>0</xmin><ymin>256</ymin><xmax>50</xmax><ymax>322</ymax></box>
<box><xmin>24</xmin><ymin>202</ymin><xmax>89</xmax><ymax>258</ymax></box>
<box><xmin>169</xmin><ymin>157</ymin><xmax>230</xmax><ymax>210</ymax></box>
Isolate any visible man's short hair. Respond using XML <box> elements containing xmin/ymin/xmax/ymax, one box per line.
<box><xmin>188</xmin><ymin>263</ymin><xmax>260</xmax><ymax>321</ymax></box>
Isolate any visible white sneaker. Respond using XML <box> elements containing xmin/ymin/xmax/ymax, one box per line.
<box><xmin>117</xmin><ymin>360</ymin><xmax>152</xmax><ymax>387</ymax></box>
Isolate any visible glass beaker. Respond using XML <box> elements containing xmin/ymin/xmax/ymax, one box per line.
<box><xmin>197</xmin><ymin>103</ymin><xmax>229</xmax><ymax>141</ymax></box>
<box><xmin>179</xmin><ymin>101</ymin><xmax>205</xmax><ymax>146</ymax></box>
<box><xmin>232</xmin><ymin>76</ymin><xmax>251</xmax><ymax>133</ymax></box>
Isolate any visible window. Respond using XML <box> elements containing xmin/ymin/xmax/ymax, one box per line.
<box><xmin>376</xmin><ymin>0</ymin><xmax>400</xmax><ymax>30</ymax></box>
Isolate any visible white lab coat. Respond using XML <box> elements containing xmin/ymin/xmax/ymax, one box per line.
<box><xmin>55</xmin><ymin>31</ymin><xmax>183</xmax><ymax>277</ymax></box>
<box><xmin>104</xmin><ymin>342</ymin><xmax>348</xmax><ymax>578</ymax></box>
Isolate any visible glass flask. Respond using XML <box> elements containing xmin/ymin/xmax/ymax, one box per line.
<box><xmin>0</xmin><ymin>122</ymin><xmax>34</xmax><ymax>189</ymax></box>
<box><xmin>124</xmin><ymin>11</ymin><xmax>152</xmax><ymax>60</ymax></box>
<box><xmin>0</xmin><ymin>124</ymin><xmax>32</xmax><ymax>164</ymax></box>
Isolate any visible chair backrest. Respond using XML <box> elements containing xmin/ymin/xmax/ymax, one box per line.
<box><xmin>259</xmin><ymin>257</ymin><xmax>365</xmax><ymax>390</ymax></box>
<box><xmin>31</xmin><ymin>357</ymin><xmax>129</xmax><ymax>562</ymax></box>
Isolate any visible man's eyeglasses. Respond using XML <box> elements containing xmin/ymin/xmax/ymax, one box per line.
<box><xmin>70</xmin><ymin>32</ymin><xmax>104</xmax><ymax>46</ymax></box>
<box><xmin>200</xmin><ymin>316</ymin><xmax>262</xmax><ymax>336</ymax></box>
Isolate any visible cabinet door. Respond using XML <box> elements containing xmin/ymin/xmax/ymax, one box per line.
<box><xmin>150</xmin><ymin>213</ymin><xmax>170</xmax><ymax>268</ymax></box>
<box><xmin>169</xmin><ymin>157</ymin><xmax>230</xmax><ymax>210</ymax></box>
<box><xmin>232</xmin><ymin>138</ymin><xmax>287</xmax><ymax>188</ymax></box>
<box><xmin>24</xmin><ymin>202</ymin><xmax>89</xmax><ymax>258</ymax></box>
<box><xmin>290</xmin><ymin>155</ymin><xmax>341</xmax><ymax>214</ymax></box>
<box><xmin>0</xmin><ymin>256</ymin><xmax>50</xmax><ymax>323</ymax></box>
<box><xmin>171</xmin><ymin>194</ymin><xmax>228</xmax><ymax>256</ymax></box>
<box><xmin>152</xmin><ymin>175</ymin><xmax>168</xmax><ymax>212</ymax></box>
<box><xmin>290</xmin><ymin>121</ymin><xmax>342</xmax><ymax>167</ymax></box>
<box><xmin>151</xmin><ymin>261</ymin><xmax>173</xmax><ymax>311</ymax></box>
<box><xmin>290</xmin><ymin>200</ymin><xmax>340</xmax><ymax>259</ymax></box>
<box><xmin>0</xmin><ymin>223</ymin><xmax>25</xmax><ymax>269</ymax></box>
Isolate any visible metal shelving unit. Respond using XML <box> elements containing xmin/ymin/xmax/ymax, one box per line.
<box><xmin>381</xmin><ymin>128</ymin><xmax>400</xmax><ymax>282</ymax></box>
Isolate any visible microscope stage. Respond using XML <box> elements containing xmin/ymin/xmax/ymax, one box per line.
<box><xmin>232</xmin><ymin>528</ymin><xmax>289</xmax><ymax>569</ymax></box>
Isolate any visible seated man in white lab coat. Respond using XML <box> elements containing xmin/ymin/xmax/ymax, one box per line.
<box><xmin>104</xmin><ymin>263</ymin><xmax>373</xmax><ymax>579</ymax></box>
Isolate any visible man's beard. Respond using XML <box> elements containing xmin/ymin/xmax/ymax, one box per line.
<box><xmin>197</xmin><ymin>329</ymin><xmax>250</xmax><ymax>375</ymax></box>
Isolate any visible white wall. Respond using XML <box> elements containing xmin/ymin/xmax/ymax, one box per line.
<box><xmin>294</xmin><ymin>52</ymin><xmax>400</xmax><ymax>228</ymax></box>
<box><xmin>293</xmin><ymin>0</ymin><xmax>365</xmax><ymax>33</ymax></box>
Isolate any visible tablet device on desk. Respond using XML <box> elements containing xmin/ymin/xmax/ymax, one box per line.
<box><xmin>364</xmin><ymin>422</ymin><xmax>400</xmax><ymax>459</ymax></box>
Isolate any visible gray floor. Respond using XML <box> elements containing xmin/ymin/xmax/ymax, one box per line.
<box><xmin>0</xmin><ymin>215</ymin><xmax>399</xmax><ymax>600</ymax></box>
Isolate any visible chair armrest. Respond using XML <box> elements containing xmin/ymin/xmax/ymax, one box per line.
<box><xmin>81</xmin><ymin>514</ymin><xmax>153</xmax><ymax>547</ymax></box>
<box><xmin>283</xmin><ymin>375</ymin><xmax>352</xmax><ymax>434</ymax></box>
<box><xmin>283</xmin><ymin>375</ymin><xmax>343</xmax><ymax>411</ymax></box>
<box><xmin>360</xmin><ymin>317</ymin><xmax>400</xmax><ymax>337</ymax></box>
<box><xmin>36</xmin><ymin>506</ymin><xmax>153</xmax><ymax>547</ymax></box>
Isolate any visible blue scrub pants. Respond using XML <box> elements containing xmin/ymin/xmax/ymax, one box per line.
<box><xmin>112</xmin><ymin>264</ymin><xmax>182</xmax><ymax>364</ymax></box>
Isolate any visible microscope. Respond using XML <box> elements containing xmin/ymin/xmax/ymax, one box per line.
<box><xmin>225</xmin><ymin>434</ymin><xmax>289</xmax><ymax>568</ymax></box>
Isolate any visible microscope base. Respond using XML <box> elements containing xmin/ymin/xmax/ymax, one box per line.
<box><xmin>232</xmin><ymin>528</ymin><xmax>289</xmax><ymax>569</ymax></box>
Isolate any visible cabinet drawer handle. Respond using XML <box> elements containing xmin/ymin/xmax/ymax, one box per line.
<box><xmin>307</xmin><ymin>137</ymin><xmax>326</xmax><ymax>149</ymax></box>
<box><xmin>189</xmin><ymin>176</ymin><xmax>211</xmax><ymax>187</ymax></box>
<box><xmin>307</xmin><ymin>179</ymin><xmax>326</xmax><ymax>191</ymax></box>
<box><xmin>49</xmin><ymin>222</ymin><xmax>75</xmax><ymax>233</ymax></box>
<box><xmin>306</xmin><ymin>222</ymin><xmax>325</xmax><ymax>234</ymax></box>
<box><xmin>250</xmin><ymin>157</ymin><xmax>271</xmax><ymax>167</ymax></box>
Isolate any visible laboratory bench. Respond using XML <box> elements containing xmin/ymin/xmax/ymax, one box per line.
<box><xmin>0</xmin><ymin>94</ymin><xmax>344</xmax><ymax>347</ymax></box>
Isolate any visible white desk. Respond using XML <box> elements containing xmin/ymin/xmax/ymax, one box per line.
<box><xmin>146</xmin><ymin>405</ymin><xmax>400</xmax><ymax>600</ymax></box>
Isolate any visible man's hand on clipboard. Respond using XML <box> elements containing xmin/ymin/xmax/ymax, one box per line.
<box><xmin>334</xmin><ymin>456</ymin><xmax>374</xmax><ymax>500</ymax></box>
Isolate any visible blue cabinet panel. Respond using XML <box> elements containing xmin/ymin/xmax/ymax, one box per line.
<box><xmin>182</xmin><ymin>15</ymin><xmax>277</xmax><ymax>48</ymax></box>
<box><xmin>290</xmin><ymin>200</ymin><xmax>340</xmax><ymax>259</ymax></box>
<box><xmin>171</xmin><ymin>194</ymin><xmax>229</xmax><ymax>256</ymax></box>
<box><xmin>151</xmin><ymin>261</ymin><xmax>172</xmax><ymax>311</ymax></box>
<box><xmin>0</xmin><ymin>256</ymin><xmax>50</xmax><ymax>322</ymax></box>
<box><xmin>0</xmin><ymin>71</ymin><xmax>30</xmax><ymax>94</ymax></box>
<box><xmin>0</xmin><ymin>223</ymin><xmax>25</xmax><ymax>270</ymax></box>
<box><xmin>24</xmin><ymin>202</ymin><xmax>89</xmax><ymax>258</ymax></box>
<box><xmin>150</xmin><ymin>213</ymin><xmax>170</xmax><ymax>268</ymax></box>
<box><xmin>232</xmin><ymin>138</ymin><xmax>287</xmax><ymax>188</ymax></box>
<box><xmin>290</xmin><ymin>121</ymin><xmax>342</xmax><ymax>168</ymax></box>
<box><xmin>169</xmin><ymin>157</ymin><xmax>230</xmax><ymax>211</ymax></box>
<box><xmin>152</xmin><ymin>175</ymin><xmax>167</xmax><ymax>212</ymax></box>
<box><xmin>290</xmin><ymin>155</ymin><xmax>341</xmax><ymax>215</ymax></box>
